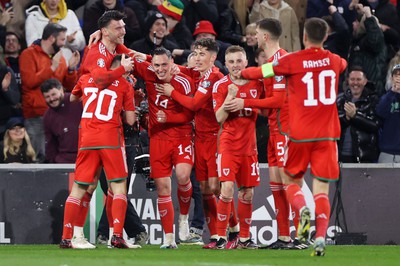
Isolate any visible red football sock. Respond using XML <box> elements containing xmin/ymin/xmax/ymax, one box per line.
<box><xmin>106</xmin><ymin>189</ymin><xmax>114</xmax><ymax>228</ymax></box>
<box><xmin>270</xmin><ymin>182</ymin><xmax>290</xmax><ymax>237</ymax></box>
<box><xmin>237</xmin><ymin>197</ymin><xmax>252</xmax><ymax>239</ymax></box>
<box><xmin>75</xmin><ymin>191</ymin><xmax>92</xmax><ymax>227</ymax></box>
<box><xmin>112</xmin><ymin>194</ymin><xmax>127</xmax><ymax>237</ymax></box>
<box><xmin>62</xmin><ymin>196</ymin><xmax>81</xmax><ymax>240</ymax></box>
<box><xmin>217</xmin><ymin>196</ymin><xmax>232</xmax><ymax>238</ymax></box>
<box><xmin>285</xmin><ymin>183</ymin><xmax>306</xmax><ymax>220</ymax></box>
<box><xmin>177</xmin><ymin>180</ymin><xmax>192</xmax><ymax>215</ymax></box>
<box><xmin>291</xmin><ymin>207</ymin><xmax>300</xmax><ymax>235</ymax></box>
<box><xmin>158</xmin><ymin>195</ymin><xmax>174</xmax><ymax>234</ymax></box>
<box><xmin>203</xmin><ymin>194</ymin><xmax>218</xmax><ymax>236</ymax></box>
<box><xmin>229</xmin><ymin>200</ymin><xmax>239</xmax><ymax>228</ymax></box>
<box><xmin>314</xmin><ymin>193</ymin><xmax>330</xmax><ymax>239</ymax></box>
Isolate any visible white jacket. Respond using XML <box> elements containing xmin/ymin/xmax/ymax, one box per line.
<box><xmin>25</xmin><ymin>5</ymin><xmax>86</xmax><ymax>53</ymax></box>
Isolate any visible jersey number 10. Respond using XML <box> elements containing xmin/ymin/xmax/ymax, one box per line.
<box><xmin>302</xmin><ymin>70</ymin><xmax>337</xmax><ymax>107</ymax></box>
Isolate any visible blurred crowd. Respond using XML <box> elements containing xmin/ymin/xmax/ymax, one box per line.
<box><xmin>0</xmin><ymin>0</ymin><xmax>400</xmax><ymax>164</ymax></box>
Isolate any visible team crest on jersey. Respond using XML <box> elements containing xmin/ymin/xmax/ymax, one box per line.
<box><xmin>97</xmin><ymin>58</ymin><xmax>105</xmax><ymax>68</ymax></box>
<box><xmin>223</xmin><ymin>168</ymin><xmax>230</xmax><ymax>176</ymax></box>
<box><xmin>275</xmin><ymin>75</ymin><xmax>284</xmax><ymax>82</ymax></box>
<box><xmin>250</xmin><ymin>89</ymin><xmax>257</xmax><ymax>98</ymax></box>
<box><xmin>201</xmin><ymin>80</ymin><xmax>211</xmax><ymax>88</ymax></box>
<box><xmin>240</xmin><ymin>93</ymin><xmax>246</xmax><ymax>97</ymax></box>
<box><xmin>217</xmin><ymin>214</ymin><xmax>227</xmax><ymax>221</ymax></box>
<box><xmin>159</xmin><ymin>210</ymin><xmax>167</xmax><ymax>217</ymax></box>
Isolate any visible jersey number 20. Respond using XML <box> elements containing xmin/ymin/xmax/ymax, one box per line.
<box><xmin>82</xmin><ymin>87</ymin><xmax>117</xmax><ymax>121</ymax></box>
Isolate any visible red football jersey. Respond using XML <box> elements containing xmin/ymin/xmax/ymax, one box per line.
<box><xmin>80</xmin><ymin>42</ymin><xmax>126</xmax><ymax>89</ymax></box>
<box><xmin>272</xmin><ymin>47</ymin><xmax>347</xmax><ymax>141</ymax></box>
<box><xmin>213</xmin><ymin>75</ymin><xmax>264</xmax><ymax>156</ymax></box>
<box><xmin>174</xmin><ymin>66</ymin><xmax>224</xmax><ymax>141</ymax></box>
<box><xmin>263</xmin><ymin>49</ymin><xmax>289</xmax><ymax>135</ymax></box>
<box><xmin>133</xmin><ymin>58</ymin><xmax>194</xmax><ymax>139</ymax></box>
<box><xmin>71</xmin><ymin>74</ymin><xmax>135</xmax><ymax>148</ymax></box>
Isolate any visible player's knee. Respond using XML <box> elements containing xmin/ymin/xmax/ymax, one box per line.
<box><xmin>238</xmin><ymin>188</ymin><xmax>254</xmax><ymax>202</ymax></box>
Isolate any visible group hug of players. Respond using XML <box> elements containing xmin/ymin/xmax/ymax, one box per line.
<box><xmin>60</xmin><ymin>10</ymin><xmax>347</xmax><ymax>257</ymax></box>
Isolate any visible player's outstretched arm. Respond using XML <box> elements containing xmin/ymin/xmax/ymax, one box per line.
<box><xmin>241</xmin><ymin>63</ymin><xmax>275</xmax><ymax>80</ymax></box>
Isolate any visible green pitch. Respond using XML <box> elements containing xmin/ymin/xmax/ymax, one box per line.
<box><xmin>1</xmin><ymin>245</ymin><xmax>400</xmax><ymax>266</ymax></box>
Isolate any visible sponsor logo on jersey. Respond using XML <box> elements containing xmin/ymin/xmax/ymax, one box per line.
<box><xmin>240</xmin><ymin>92</ymin><xmax>246</xmax><ymax>97</ymax></box>
<box><xmin>223</xmin><ymin>168</ymin><xmax>230</xmax><ymax>176</ymax></box>
<box><xmin>275</xmin><ymin>75</ymin><xmax>284</xmax><ymax>82</ymax></box>
<box><xmin>250</xmin><ymin>89</ymin><xmax>257</xmax><ymax>98</ymax></box>
<box><xmin>97</xmin><ymin>58</ymin><xmax>105</xmax><ymax>68</ymax></box>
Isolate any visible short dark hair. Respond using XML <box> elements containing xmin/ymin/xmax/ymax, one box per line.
<box><xmin>304</xmin><ymin>18</ymin><xmax>328</xmax><ymax>44</ymax></box>
<box><xmin>153</xmin><ymin>47</ymin><xmax>172</xmax><ymax>59</ymax></box>
<box><xmin>254</xmin><ymin>47</ymin><xmax>265</xmax><ymax>58</ymax></box>
<box><xmin>257</xmin><ymin>18</ymin><xmax>282</xmax><ymax>40</ymax></box>
<box><xmin>40</xmin><ymin>78</ymin><xmax>63</xmax><ymax>94</ymax></box>
<box><xmin>42</xmin><ymin>23</ymin><xmax>67</xmax><ymax>40</ymax></box>
<box><xmin>98</xmin><ymin>10</ymin><xmax>126</xmax><ymax>29</ymax></box>
<box><xmin>5</xmin><ymin>31</ymin><xmax>21</xmax><ymax>44</ymax></box>
<box><xmin>225</xmin><ymin>45</ymin><xmax>246</xmax><ymax>56</ymax></box>
<box><xmin>110</xmin><ymin>54</ymin><xmax>129</xmax><ymax>69</ymax></box>
<box><xmin>193</xmin><ymin>38</ymin><xmax>219</xmax><ymax>54</ymax></box>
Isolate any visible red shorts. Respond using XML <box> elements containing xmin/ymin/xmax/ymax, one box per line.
<box><xmin>194</xmin><ymin>138</ymin><xmax>218</xmax><ymax>182</ymax></box>
<box><xmin>150</xmin><ymin>137</ymin><xmax>194</xmax><ymax>178</ymax></box>
<box><xmin>75</xmin><ymin>147</ymin><xmax>128</xmax><ymax>184</ymax></box>
<box><xmin>267</xmin><ymin>133</ymin><xmax>288</xmax><ymax>167</ymax></box>
<box><xmin>217</xmin><ymin>153</ymin><xmax>260</xmax><ymax>188</ymax></box>
<box><xmin>284</xmin><ymin>140</ymin><xmax>339</xmax><ymax>181</ymax></box>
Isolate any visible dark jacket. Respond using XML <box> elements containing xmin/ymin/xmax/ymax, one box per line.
<box><xmin>348</xmin><ymin>16</ymin><xmax>388</xmax><ymax>96</ymax></box>
<box><xmin>217</xmin><ymin>6</ymin><xmax>244</xmax><ymax>45</ymax></box>
<box><xmin>124</xmin><ymin>0</ymin><xmax>158</xmax><ymax>36</ymax></box>
<box><xmin>165</xmin><ymin>17</ymin><xmax>193</xmax><ymax>50</ymax></box>
<box><xmin>337</xmin><ymin>86</ymin><xmax>381</xmax><ymax>162</ymax></box>
<box><xmin>376</xmin><ymin>89</ymin><xmax>400</xmax><ymax>155</ymax></box>
<box><xmin>181</xmin><ymin>0</ymin><xmax>218</xmax><ymax>33</ymax></box>
<box><xmin>0</xmin><ymin>141</ymin><xmax>35</xmax><ymax>163</ymax></box>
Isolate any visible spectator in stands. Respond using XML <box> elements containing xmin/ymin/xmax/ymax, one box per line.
<box><xmin>158</xmin><ymin>0</ymin><xmax>193</xmax><ymax>51</ymax></box>
<box><xmin>322</xmin><ymin>4</ymin><xmax>351</xmax><ymax>61</ymax></box>
<box><xmin>0</xmin><ymin>117</ymin><xmax>36</xmax><ymax>163</ymax></box>
<box><xmin>385</xmin><ymin>50</ymin><xmax>400</xmax><ymax>90</ymax></box>
<box><xmin>285</xmin><ymin>0</ymin><xmax>307</xmax><ymax>41</ymax></box>
<box><xmin>249</xmin><ymin>0</ymin><xmax>301</xmax><ymax>52</ymax></box>
<box><xmin>192</xmin><ymin>20</ymin><xmax>230</xmax><ymax>71</ymax></box>
<box><xmin>0</xmin><ymin>64</ymin><xmax>20</xmax><ymax>141</ymax></box>
<box><xmin>181</xmin><ymin>0</ymin><xmax>218</xmax><ymax>33</ymax></box>
<box><xmin>243</xmin><ymin>23</ymin><xmax>258</xmax><ymax>67</ymax></box>
<box><xmin>124</xmin><ymin>0</ymin><xmax>160</xmax><ymax>35</ymax></box>
<box><xmin>217</xmin><ymin>0</ymin><xmax>246</xmax><ymax>46</ymax></box>
<box><xmin>83</xmin><ymin>0</ymin><xmax>141</xmax><ymax>45</ymax></box>
<box><xmin>41</xmin><ymin>78</ymin><xmax>82</xmax><ymax>163</ymax></box>
<box><xmin>129</xmin><ymin>11</ymin><xmax>179</xmax><ymax>56</ymax></box>
<box><xmin>308</xmin><ymin>0</ymin><xmax>356</xmax><ymax>29</ymax></box>
<box><xmin>337</xmin><ymin>66</ymin><xmax>380</xmax><ymax>163</ymax></box>
<box><xmin>4</xmin><ymin>32</ymin><xmax>22</xmax><ymax>92</ymax></box>
<box><xmin>348</xmin><ymin>4</ymin><xmax>387</xmax><ymax>96</ymax></box>
<box><xmin>19</xmin><ymin>23</ymin><xmax>79</xmax><ymax>163</ymax></box>
<box><xmin>25</xmin><ymin>0</ymin><xmax>86</xmax><ymax>62</ymax></box>
<box><xmin>0</xmin><ymin>0</ymin><xmax>32</xmax><ymax>46</ymax></box>
<box><xmin>376</xmin><ymin>64</ymin><xmax>400</xmax><ymax>163</ymax></box>
<box><xmin>360</xmin><ymin>0</ymin><xmax>400</xmax><ymax>60</ymax></box>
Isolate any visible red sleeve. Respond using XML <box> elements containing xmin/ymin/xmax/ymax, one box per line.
<box><xmin>212</xmin><ymin>82</ymin><xmax>226</xmax><ymax>113</ymax></box>
<box><xmin>244</xmin><ymin>90</ymin><xmax>286</xmax><ymax>109</ymax></box>
<box><xmin>241</xmin><ymin>67</ymin><xmax>264</xmax><ymax>80</ymax></box>
<box><xmin>71</xmin><ymin>77</ymin><xmax>83</xmax><ymax>98</ymax></box>
<box><xmin>170</xmin><ymin>88</ymin><xmax>210</xmax><ymax>111</ymax></box>
<box><xmin>123</xmin><ymin>81</ymin><xmax>135</xmax><ymax>112</ymax></box>
<box><xmin>166</xmin><ymin>108</ymin><xmax>194</xmax><ymax>123</ymax></box>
